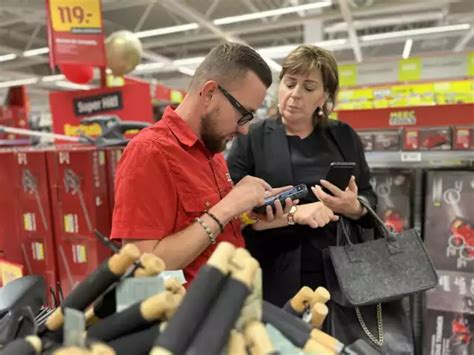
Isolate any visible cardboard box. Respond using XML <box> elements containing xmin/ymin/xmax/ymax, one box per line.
<box><xmin>373</xmin><ymin>130</ymin><xmax>401</xmax><ymax>151</ymax></box>
<box><xmin>424</xmin><ymin>170</ymin><xmax>474</xmax><ymax>272</ymax></box>
<box><xmin>404</xmin><ymin>127</ymin><xmax>452</xmax><ymax>151</ymax></box>
<box><xmin>453</xmin><ymin>126</ymin><xmax>474</xmax><ymax>150</ymax></box>
<box><xmin>46</xmin><ymin>145</ymin><xmax>112</xmax><ymax>296</ymax></box>
<box><xmin>370</xmin><ymin>171</ymin><xmax>412</xmax><ymax>232</ymax></box>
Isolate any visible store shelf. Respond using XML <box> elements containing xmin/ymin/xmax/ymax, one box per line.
<box><xmin>365</xmin><ymin>151</ymin><xmax>474</xmax><ymax>168</ymax></box>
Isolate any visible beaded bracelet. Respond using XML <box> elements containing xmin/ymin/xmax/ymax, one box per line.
<box><xmin>204</xmin><ymin>211</ymin><xmax>224</xmax><ymax>233</ymax></box>
<box><xmin>195</xmin><ymin>217</ymin><xmax>216</xmax><ymax>244</ymax></box>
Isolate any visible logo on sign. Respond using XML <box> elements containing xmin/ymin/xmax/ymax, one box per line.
<box><xmin>73</xmin><ymin>92</ymin><xmax>123</xmax><ymax>116</ymax></box>
<box><xmin>389</xmin><ymin>111</ymin><xmax>416</xmax><ymax>126</ymax></box>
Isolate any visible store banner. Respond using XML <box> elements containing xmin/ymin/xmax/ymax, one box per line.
<box><xmin>338</xmin><ymin>64</ymin><xmax>357</xmax><ymax>87</ymax></box>
<box><xmin>398</xmin><ymin>58</ymin><xmax>422</xmax><ymax>82</ymax></box>
<box><xmin>46</xmin><ymin>0</ymin><xmax>106</xmax><ymax>67</ymax></box>
<box><xmin>468</xmin><ymin>51</ymin><xmax>474</xmax><ymax>77</ymax></box>
<box><xmin>49</xmin><ymin>81</ymin><xmax>153</xmax><ymax>137</ymax></box>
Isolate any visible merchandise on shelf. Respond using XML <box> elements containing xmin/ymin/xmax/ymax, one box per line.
<box><xmin>46</xmin><ymin>145</ymin><xmax>112</xmax><ymax>297</ymax></box>
<box><xmin>370</xmin><ymin>171</ymin><xmax>412</xmax><ymax>232</ymax></box>
<box><xmin>403</xmin><ymin>127</ymin><xmax>452</xmax><ymax>151</ymax></box>
<box><xmin>453</xmin><ymin>126</ymin><xmax>474</xmax><ymax>150</ymax></box>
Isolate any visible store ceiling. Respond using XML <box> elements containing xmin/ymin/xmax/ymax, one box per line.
<box><xmin>0</xmin><ymin>0</ymin><xmax>473</xmax><ymax>106</ymax></box>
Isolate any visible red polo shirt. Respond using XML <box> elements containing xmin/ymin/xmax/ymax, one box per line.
<box><xmin>111</xmin><ymin>106</ymin><xmax>244</xmax><ymax>283</ymax></box>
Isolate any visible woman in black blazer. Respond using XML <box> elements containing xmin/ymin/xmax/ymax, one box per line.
<box><xmin>227</xmin><ymin>45</ymin><xmax>377</xmax><ymax>307</ymax></box>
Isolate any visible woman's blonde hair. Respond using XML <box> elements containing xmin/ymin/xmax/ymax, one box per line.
<box><xmin>279</xmin><ymin>45</ymin><xmax>339</xmax><ymax>126</ymax></box>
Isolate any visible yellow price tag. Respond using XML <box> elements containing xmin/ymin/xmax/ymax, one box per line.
<box><xmin>49</xmin><ymin>0</ymin><xmax>102</xmax><ymax>32</ymax></box>
<box><xmin>0</xmin><ymin>260</ymin><xmax>24</xmax><ymax>286</ymax></box>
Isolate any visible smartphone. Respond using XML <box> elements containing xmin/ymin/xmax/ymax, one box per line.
<box><xmin>253</xmin><ymin>184</ymin><xmax>308</xmax><ymax>214</ymax></box>
<box><xmin>322</xmin><ymin>162</ymin><xmax>356</xmax><ymax>195</ymax></box>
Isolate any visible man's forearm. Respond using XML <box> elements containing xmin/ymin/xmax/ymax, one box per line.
<box><xmin>125</xmin><ymin>214</ymin><xmax>221</xmax><ymax>270</ymax></box>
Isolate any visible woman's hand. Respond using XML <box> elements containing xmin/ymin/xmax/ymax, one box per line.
<box><xmin>293</xmin><ymin>202</ymin><xmax>339</xmax><ymax>228</ymax></box>
<box><xmin>254</xmin><ymin>186</ymin><xmax>298</xmax><ymax>222</ymax></box>
<box><xmin>312</xmin><ymin>176</ymin><xmax>366</xmax><ymax>220</ymax></box>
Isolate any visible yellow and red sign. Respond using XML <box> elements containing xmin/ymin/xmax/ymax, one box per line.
<box><xmin>46</xmin><ymin>0</ymin><xmax>106</xmax><ymax>67</ymax></box>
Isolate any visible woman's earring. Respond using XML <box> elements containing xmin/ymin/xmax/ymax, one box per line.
<box><xmin>317</xmin><ymin>106</ymin><xmax>323</xmax><ymax>116</ymax></box>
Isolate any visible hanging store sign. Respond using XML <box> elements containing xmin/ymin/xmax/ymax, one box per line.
<box><xmin>46</xmin><ymin>0</ymin><xmax>106</xmax><ymax>67</ymax></box>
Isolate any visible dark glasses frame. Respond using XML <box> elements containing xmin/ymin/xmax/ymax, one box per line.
<box><xmin>217</xmin><ymin>85</ymin><xmax>254</xmax><ymax>126</ymax></box>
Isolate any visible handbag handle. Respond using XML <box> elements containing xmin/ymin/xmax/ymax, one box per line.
<box><xmin>357</xmin><ymin>196</ymin><xmax>395</xmax><ymax>241</ymax></box>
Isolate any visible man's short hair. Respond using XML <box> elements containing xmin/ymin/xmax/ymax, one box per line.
<box><xmin>188</xmin><ymin>42</ymin><xmax>273</xmax><ymax>91</ymax></box>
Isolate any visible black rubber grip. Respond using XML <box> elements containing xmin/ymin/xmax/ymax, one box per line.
<box><xmin>0</xmin><ymin>339</ymin><xmax>37</xmax><ymax>355</ymax></box>
<box><xmin>262</xmin><ymin>301</ymin><xmax>311</xmax><ymax>348</ymax></box>
<box><xmin>87</xmin><ymin>303</ymin><xmax>147</xmax><ymax>341</ymax></box>
<box><xmin>186</xmin><ymin>279</ymin><xmax>250</xmax><ymax>355</ymax></box>
<box><xmin>282</xmin><ymin>300</ymin><xmax>304</xmax><ymax>317</ymax></box>
<box><xmin>93</xmin><ymin>287</ymin><xmax>116</xmax><ymax>319</ymax></box>
<box><xmin>108</xmin><ymin>323</ymin><xmax>161</xmax><ymax>355</ymax></box>
<box><xmin>153</xmin><ymin>265</ymin><xmax>227</xmax><ymax>355</ymax></box>
<box><xmin>62</xmin><ymin>261</ymin><xmax>119</xmax><ymax>311</ymax></box>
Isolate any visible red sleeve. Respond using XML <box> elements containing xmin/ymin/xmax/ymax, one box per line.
<box><xmin>110</xmin><ymin>141</ymin><xmax>177</xmax><ymax>240</ymax></box>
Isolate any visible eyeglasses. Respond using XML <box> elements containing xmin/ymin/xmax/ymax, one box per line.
<box><xmin>217</xmin><ymin>85</ymin><xmax>254</xmax><ymax>126</ymax></box>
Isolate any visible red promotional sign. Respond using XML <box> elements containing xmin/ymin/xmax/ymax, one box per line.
<box><xmin>46</xmin><ymin>0</ymin><xmax>106</xmax><ymax>67</ymax></box>
<box><xmin>49</xmin><ymin>81</ymin><xmax>153</xmax><ymax>137</ymax></box>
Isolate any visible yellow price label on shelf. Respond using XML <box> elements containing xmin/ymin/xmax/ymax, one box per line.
<box><xmin>49</xmin><ymin>0</ymin><xmax>102</xmax><ymax>32</ymax></box>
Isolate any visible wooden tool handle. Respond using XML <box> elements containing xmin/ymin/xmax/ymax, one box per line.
<box><xmin>150</xmin><ymin>348</ymin><xmax>173</xmax><ymax>355</ymax></box>
<box><xmin>164</xmin><ymin>277</ymin><xmax>186</xmax><ymax>296</ymax></box>
<box><xmin>229</xmin><ymin>248</ymin><xmax>259</xmax><ymax>288</ymax></box>
<box><xmin>310</xmin><ymin>303</ymin><xmax>328</xmax><ymax>329</ymax></box>
<box><xmin>244</xmin><ymin>320</ymin><xmax>275</xmax><ymax>355</ymax></box>
<box><xmin>133</xmin><ymin>253</ymin><xmax>165</xmax><ymax>277</ymax></box>
<box><xmin>311</xmin><ymin>287</ymin><xmax>331</xmax><ymax>306</ymax></box>
<box><xmin>89</xmin><ymin>342</ymin><xmax>116</xmax><ymax>355</ymax></box>
<box><xmin>310</xmin><ymin>328</ymin><xmax>344</xmax><ymax>353</ymax></box>
<box><xmin>53</xmin><ymin>347</ymin><xmax>89</xmax><ymax>355</ymax></box>
<box><xmin>140</xmin><ymin>291</ymin><xmax>179</xmax><ymax>322</ymax></box>
<box><xmin>228</xmin><ymin>330</ymin><xmax>247</xmax><ymax>354</ymax></box>
<box><xmin>108</xmin><ymin>243</ymin><xmax>141</xmax><ymax>275</ymax></box>
<box><xmin>45</xmin><ymin>308</ymin><xmax>64</xmax><ymax>332</ymax></box>
<box><xmin>304</xmin><ymin>339</ymin><xmax>336</xmax><ymax>355</ymax></box>
<box><xmin>26</xmin><ymin>336</ymin><xmax>42</xmax><ymax>355</ymax></box>
<box><xmin>206</xmin><ymin>241</ymin><xmax>236</xmax><ymax>274</ymax></box>
<box><xmin>290</xmin><ymin>286</ymin><xmax>314</xmax><ymax>314</ymax></box>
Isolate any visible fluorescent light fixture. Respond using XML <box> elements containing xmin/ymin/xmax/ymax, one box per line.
<box><xmin>55</xmin><ymin>81</ymin><xmax>91</xmax><ymax>90</ymax></box>
<box><xmin>136</xmin><ymin>23</ymin><xmax>199</xmax><ymax>39</ymax></box>
<box><xmin>361</xmin><ymin>23</ymin><xmax>470</xmax><ymax>41</ymax></box>
<box><xmin>135</xmin><ymin>62</ymin><xmax>166</xmax><ymax>71</ymax></box>
<box><xmin>23</xmin><ymin>47</ymin><xmax>50</xmax><ymax>57</ymax></box>
<box><xmin>213</xmin><ymin>1</ymin><xmax>332</xmax><ymax>25</ymax></box>
<box><xmin>172</xmin><ymin>56</ymin><xmax>205</xmax><ymax>66</ymax></box>
<box><xmin>178</xmin><ymin>67</ymin><xmax>195</xmax><ymax>76</ymax></box>
<box><xmin>42</xmin><ymin>74</ymin><xmax>65</xmax><ymax>82</ymax></box>
<box><xmin>402</xmin><ymin>39</ymin><xmax>413</xmax><ymax>59</ymax></box>
<box><xmin>0</xmin><ymin>77</ymin><xmax>38</xmax><ymax>88</ymax></box>
<box><xmin>0</xmin><ymin>53</ymin><xmax>17</xmax><ymax>62</ymax></box>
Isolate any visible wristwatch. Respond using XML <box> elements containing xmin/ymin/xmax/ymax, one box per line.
<box><xmin>287</xmin><ymin>205</ymin><xmax>297</xmax><ymax>225</ymax></box>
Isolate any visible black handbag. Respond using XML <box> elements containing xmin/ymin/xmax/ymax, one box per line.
<box><xmin>322</xmin><ymin>197</ymin><xmax>438</xmax><ymax>353</ymax></box>
<box><xmin>325</xmin><ymin>197</ymin><xmax>438</xmax><ymax>307</ymax></box>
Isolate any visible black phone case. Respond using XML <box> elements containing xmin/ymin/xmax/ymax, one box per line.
<box><xmin>253</xmin><ymin>185</ymin><xmax>308</xmax><ymax>214</ymax></box>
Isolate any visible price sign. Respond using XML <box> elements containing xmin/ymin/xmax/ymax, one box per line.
<box><xmin>46</xmin><ymin>0</ymin><xmax>106</xmax><ymax>67</ymax></box>
<box><xmin>49</xmin><ymin>0</ymin><xmax>102</xmax><ymax>32</ymax></box>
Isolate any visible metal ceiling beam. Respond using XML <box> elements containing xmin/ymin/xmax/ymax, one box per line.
<box><xmin>134</xmin><ymin>0</ymin><xmax>158</xmax><ymax>32</ymax></box>
<box><xmin>241</xmin><ymin>0</ymin><xmax>268</xmax><ymax>23</ymax></box>
<box><xmin>337</xmin><ymin>0</ymin><xmax>363</xmax><ymax>62</ymax></box>
<box><xmin>453</xmin><ymin>24</ymin><xmax>474</xmax><ymax>52</ymax></box>
<box><xmin>204</xmin><ymin>0</ymin><xmax>221</xmax><ymax>19</ymax></box>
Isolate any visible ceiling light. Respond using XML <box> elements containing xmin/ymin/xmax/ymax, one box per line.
<box><xmin>172</xmin><ymin>57</ymin><xmax>205</xmax><ymax>66</ymax></box>
<box><xmin>402</xmin><ymin>39</ymin><xmax>413</xmax><ymax>59</ymax></box>
<box><xmin>55</xmin><ymin>81</ymin><xmax>91</xmax><ymax>90</ymax></box>
<box><xmin>178</xmin><ymin>67</ymin><xmax>195</xmax><ymax>76</ymax></box>
<box><xmin>42</xmin><ymin>74</ymin><xmax>65</xmax><ymax>82</ymax></box>
<box><xmin>23</xmin><ymin>47</ymin><xmax>50</xmax><ymax>57</ymax></box>
<box><xmin>213</xmin><ymin>1</ymin><xmax>332</xmax><ymax>25</ymax></box>
<box><xmin>361</xmin><ymin>23</ymin><xmax>470</xmax><ymax>41</ymax></box>
<box><xmin>0</xmin><ymin>53</ymin><xmax>17</xmax><ymax>62</ymax></box>
<box><xmin>136</xmin><ymin>23</ymin><xmax>199</xmax><ymax>39</ymax></box>
<box><xmin>0</xmin><ymin>77</ymin><xmax>38</xmax><ymax>88</ymax></box>
<box><xmin>135</xmin><ymin>62</ymin><xmax>166</xmax><ymax>71</ymax></box>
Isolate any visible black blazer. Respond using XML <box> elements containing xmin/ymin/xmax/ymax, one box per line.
<box><xmin>226</xmin><ymin>117</ymin><xmax>378</xmax><ymax>306</ymax></box>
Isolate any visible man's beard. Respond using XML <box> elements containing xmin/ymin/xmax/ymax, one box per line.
<box><xmin>201</xmin><ymin>111</ymin><xmax>228</xmax><ymax>153</ymax></box>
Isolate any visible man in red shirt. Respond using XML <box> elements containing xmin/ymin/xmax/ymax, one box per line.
<box><xmin>111</xmin><ymin>42</ymin><xmax>276</xmax><ymax>283</ymax></box>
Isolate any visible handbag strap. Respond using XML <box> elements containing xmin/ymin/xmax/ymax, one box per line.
<box><xmin>357</xmin><ymin>196</ymin><xmax>396</xmax><ymax>242</ymax></box>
